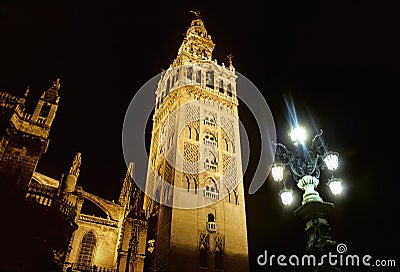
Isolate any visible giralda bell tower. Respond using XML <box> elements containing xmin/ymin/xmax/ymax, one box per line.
<box><xmin>143</xmin><ymin>12</ymin><xmax>249</xmax><ymax>272</ymax></box>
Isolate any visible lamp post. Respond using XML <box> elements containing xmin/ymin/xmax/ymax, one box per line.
<box><xmin>271</xmin><ymin>126</ymin><xmax>343</xmax><ymax>272</ymax></box>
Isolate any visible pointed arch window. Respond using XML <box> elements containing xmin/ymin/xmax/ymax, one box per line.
<box><xmin>203</xmin><ymin>177</ymin><xmax>219</xmax><ymax>200</ymax></box>
<box><xmin>204</xmin><ymin>134</ymin><xmax>217</xmax><ymax>147</ymax></box>
<box><xmin>77</xmin><ymin>231</ymin><xmax>97</xmax><ymax>268</ymax></box>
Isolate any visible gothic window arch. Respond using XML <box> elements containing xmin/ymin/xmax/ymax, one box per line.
<box><xmin>204</xmin><ymin>151</ymin><xmax>217</xmax><ymax>171</ymax></box>
<box><xmin>205</xmin><ymin>151</ymin><xmax>216</xmax><ymax>164</ymax></box>
<box><xmin>204</xmin><ymin>177</ymin><xmax>219</xmax><ymax>200</ymax></box>
<box><xmin>77</xmin><ymin>231</ymin><xmax>97</xmax><ymax>268</ymax></box>
<box><xmin>204</xmin><ymin>112</ymin><xmax>216</xmax><ymax>126</ymax></box>
<box><xmin>204</xmin><ymin>177</ymin><xmax>218</xmax><ymax>193</ymax></box>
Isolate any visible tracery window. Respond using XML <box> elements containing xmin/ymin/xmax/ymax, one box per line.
<box><xmin>77</xmin><ymin>231</ymin><xmax>97</xmax><ymax>268</ymax></box>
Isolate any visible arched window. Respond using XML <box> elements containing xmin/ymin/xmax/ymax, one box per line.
<box><xmin>39</xmin><ymin>103</ymin><xmax>51</xmax><ymax>118</ymax></box>
<box><xmin>77</xmin><ymin>231</ymin><xmax>97</xmax><ymax>268</ymax></box>
<box><xmin>206</xmin><ymin>71</ymin><xmax>214</xmax><ymax>89</ymax></box>
<box><xmin>196</xmin><ymin>70</ymin><xmax>202</xmax><ymax>84</ymax></box>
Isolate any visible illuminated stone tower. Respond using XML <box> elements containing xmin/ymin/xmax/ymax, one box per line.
<box><xmin>143</xmin><ymin>12</ymin><xmax>249</xmax><ymax>271</ymax></box>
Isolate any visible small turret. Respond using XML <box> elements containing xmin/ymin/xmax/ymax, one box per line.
<box><xmin>119</xmin><ymin>162</ymin><xmax>135</xmax><ymax>208</ymax></box>
<box><xmin>31</xmin><ymin>78</ymin><xmax>60</xmax><ymax>127</ymax></box>
<box><xmin>1</xmin><ymin>79</ymin><xmax>62</xmax><ymax>190</ymax></box>
<box><xmin>60</xmin><ymin>152</ymin><xmax>81</xmax><ymax>193</ymax></box>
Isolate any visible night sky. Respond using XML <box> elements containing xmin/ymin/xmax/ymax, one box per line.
<box><xmin>1</xmin><ymin>0</ymin><xmax>399</xmax><ymax>271</ymax></box>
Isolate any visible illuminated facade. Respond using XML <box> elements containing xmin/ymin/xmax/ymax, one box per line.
<box><xmin>143</xmin><ymin>13</ymin><xmax>249</xmax><ymax>271</ymax></box>
<box><xmin>0</xmin><ymin>13</ymin><xmax>249</xmax><ymax>272</ymax></box>
<box><xmin>0</xmin><ymin>81</ymin><xmax>146</xmax><ymax>272</ymax></box>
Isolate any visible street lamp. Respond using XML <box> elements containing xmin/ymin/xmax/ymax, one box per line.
<box><xmin>271</xmin><ymin>126</ymin><xmax>343</xmax><ymax>272</ymax></box>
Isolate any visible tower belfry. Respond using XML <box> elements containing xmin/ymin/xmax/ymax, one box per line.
<box><xmin>172</xmin><ymin>11</ymin><xmax>215</xmax><ymax>67</ymax></box>
<box><xmin>143</xmin><ymin>13</ymin><xmax>249</xmax><ymax>271</ymax></box>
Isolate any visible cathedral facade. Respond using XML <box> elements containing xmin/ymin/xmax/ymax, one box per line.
<box><xmin>0</xmin><ymin>13</ymin><xmax>249</xmax><ymax>272</ymax></box>
<box><xmin>0</xmin><ymin>80</ymin><xmax>147</xmax><ymax>272</ymax></box>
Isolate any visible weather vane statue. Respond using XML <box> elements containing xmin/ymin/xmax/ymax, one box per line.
<box><xmin>227</xmin><ymin>53</ymin><xmax>233</xmax><ymax>67</ymax></box>
<box><xmin>190</xmin><ymin>10</ymin><xmax>201</xmax><ymax>19</ymax></box>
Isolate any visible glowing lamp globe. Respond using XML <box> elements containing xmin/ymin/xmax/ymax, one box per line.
<box><xmin>323</xmin><ymin>152</ymin><xmax>339</xmax><ymax>171</ymax></box>
<box><xmin>280</xmin><ymin>189</ymin><xmax>293</xmax><ymax>206</ymax></box>
<box><xmin>271</xmin><ymin>163</ymin><xmax>284</xmax><ymax>182</ymax></box>
<box><xmin>290</xmin><ymin>127</ymin><xmax>306</xmax><ymax>146</ymax></box>
<box><xmin>328</xmin><ymin>178</ymin><xmax>343</xmax><ymax>196</ymax></box>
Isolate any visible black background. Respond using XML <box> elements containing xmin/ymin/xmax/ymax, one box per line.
<box><xmin>0</xmin><ymin>0</ymin><xmax>399</xmax><ymax>271</ymax></box>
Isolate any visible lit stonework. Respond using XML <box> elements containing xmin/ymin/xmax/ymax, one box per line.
<box><xmin>0</xmin><ymin>80</ymin><xmax>147</xmax><ymax>271</ymax></box>
<box><xmin>0</xmin><ymin>12</ymin><xmax>249</xmax><ymax>272</ymax></box>
<box><xmin>143</xmin><ymin>13</ymin><xmax>249</xmax><ymax>271</ymax></box>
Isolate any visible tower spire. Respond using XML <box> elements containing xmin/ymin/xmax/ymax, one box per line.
<box><xmin>24</xmin><ymin>86</ymin><xmax>30</xmax><ymax>97</ymax></box>
<box><xmin>69</xmin><ymin>152</ymin><xmax>81</xmax><ymax>178</ymax></box>
<box><xmin>172</xmin><ymin>11</ymin><xmax>215</xmax><ymax>67</ymax></box>
<box><xmin>60</xmin><ymin>152</ymin><xmax>81</xmax><ymax>193</ymax></box>
<box><xmin>144</xmin><ymin>13</ymin><xmax>248</xmax><ymax>271</ymax></box>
